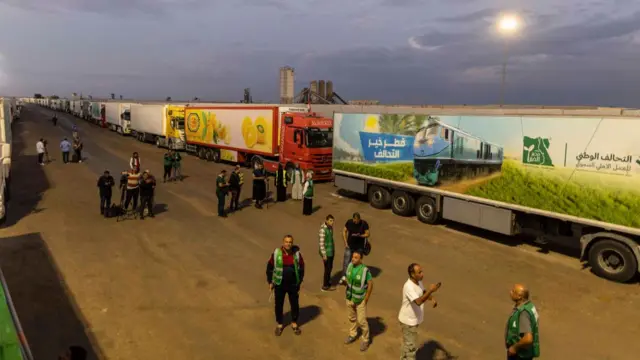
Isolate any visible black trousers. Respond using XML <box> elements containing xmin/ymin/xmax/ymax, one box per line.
<box><xmin>74</xmin><ymin>149</ymin><xmax>82</xmax><ymax>162</ymax></box>
<box><xmin>303</xmin><ymin>197</ymin><xmax>312</xmax><ymax>215</ymax></box>
<box><xmin>230</xmin><ymin>188</ymin><xmax>241</xmax><ymax>211</ymax></box>
<box><xmin>37</xmin><ymin>153</ymin><xmax>44</xmax><ymax>164</ymax></box>
<box><xmin>322</xmin><ymin>256</ymin><xmax>334</xmax><ymax>288</ymax></box>
<box><xmin>163</xmin><ymin>165</ymin><xmax>172</xmax><ymax>181</ymax></box>
<box><xmin>124</xmin><ymin>188</ymin><xmax>139</xmax><ymax>210</ymax></box>
<box><xmin>274</xmin><ymin>285</ymin><xmax>299</xmax><ymax>325</ymax></box>
<box><xmin>216</xmin><ymin>193</ymin><xmax>226</xmax><ymax>216</ymax></box>
<box><xmin>139</xmin><ymin>195</ymin><xmax>153</xmax><ymax>217</ymax></box>
<box><xmin>100</xmin><ymin>194</ymin><xmax>111</xmax><ymax>214</ymax></box>
<box><xmin>62</xmin><ymin>151</ymin><xmax>69</xmax><ymax>163</ymax></box>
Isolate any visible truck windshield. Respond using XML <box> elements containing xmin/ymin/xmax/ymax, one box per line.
<box><xmin>123</xmin><ymin>111</ymin><xmax>131</xmax><ymax>121</ymax></box>
<box><xmin>306</xmin><ymin>128</ymin><xmax>333</xmax><ymax>148</ymax></box>
<box><xmin>176</xmin><ymin>117</ymin><xmax>185</xmax><ymax>129</ymax></box>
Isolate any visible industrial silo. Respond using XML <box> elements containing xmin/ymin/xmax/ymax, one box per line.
<box><xmin>279</xmin><ymin>66</ymin><xmax>295</xmax><ymax>104</ymax></box>
<box><xmin>310</xmin><ymin>81</ymin><xmax>318</xmax><ymax>103</ymax></box>
<box><xmin>318</xmin><ymin>80</ymin><xmax>326</xmax><ymax>101</ymax></box>
<box><xmin>326</xmin><ymin>81</ymin><xmax>334</xmax><ymax>100</ymax></box>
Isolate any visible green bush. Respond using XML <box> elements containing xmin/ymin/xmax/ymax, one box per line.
<box><xmin>333</xmin><ymin>162</ymin><xmax>413</xmax><ymax>181</ymax></box>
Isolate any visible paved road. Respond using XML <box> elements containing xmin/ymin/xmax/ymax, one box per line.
<box><xmin>1</xmin><ymin>106</ymin><xmax>639</xmax><ymax>360</ymax></box>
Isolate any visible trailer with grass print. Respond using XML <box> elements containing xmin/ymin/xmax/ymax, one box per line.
<box><xmin>329</xmin><ymin>105</ymin><xmax>640</xmax><ymax>283</ymax></box>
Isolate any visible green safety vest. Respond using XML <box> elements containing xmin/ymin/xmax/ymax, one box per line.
<box><xmin>506</xmin><ymin>301</ymin><xmax>540</xmax><ymax>358</ymax></box>
<box><xmin>275</xmin><ymin>171</ymin><xmax>287</xmax><ymax>187</ymax></box>
<box><xmin>304</xmin><ymin>180</ymin><xmax>314</xmax><ymax>198</ymax></box>
<box><xmin>272</xmin><ymin>248</ymin><xmax>300</xmax><ymax>286</ymax></box>
<box><xmin>318</xmin><ymin>223</ymin><xmax>334</xmax><ymax>257</ymax></box>
<box><xmin>291</xmin><ymin>169</ymin><xmax>303</xmax><ymax>184</ymax></box>
<box><xmin>345</xmin><ymin>263</ymin><xmax>369</xmax><ymax>304</ymax></box>
<box><xmin>163</xmin><ymin>154</ymin><xmax>173</xmax><ymax>167</ymax></box>
<box><xmin>173</xmin><ymin>153</ymin><xmax>182</xmax><ymax>167</ymax></box>
<box><xmin>237</xmin><ymin>172</ymin><xmax>244</xmax><ymax>185</ymax></box>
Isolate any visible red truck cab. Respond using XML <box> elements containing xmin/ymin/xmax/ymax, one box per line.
<box><xmin>272</xmin><ymin>112</ymin><xmax>333</xmax><ymax>180</ymax></box>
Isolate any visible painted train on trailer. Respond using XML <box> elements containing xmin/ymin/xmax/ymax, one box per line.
<box><xmin>412</xmin><ymin>116</ymin><xmax>504</xmax><ymax>186</ymax></box>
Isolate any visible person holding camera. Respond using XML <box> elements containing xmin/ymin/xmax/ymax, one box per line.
<box><xmin>139</xmin><ymin>170</ymin><xmax>156</xmax><ymax>219</ymax></box>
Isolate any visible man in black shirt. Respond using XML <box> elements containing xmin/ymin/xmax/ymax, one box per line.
<box><xmin>139</xmin><ymin>170</ymin><xmax>156</xmax><ymax>220</ymax></box>
<box><xmin>228</xmin><ymin>165</ymin><xmax>243</xmax><ymax>212</ymax></box>
<box><xmin>340</xmin><ymin>212</ymin><xmax>370</xmax><ymax>284</ymax></box>
<box><xmin>97</xmin><ymin>170</ymin><xmax>115</xmax><ymax>217</ymax></box>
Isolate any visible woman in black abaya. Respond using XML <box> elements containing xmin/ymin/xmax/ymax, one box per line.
<box><xmin>253</xmin><ymin>162</ymin><xmax>267</xmax><ymax>208</ymax></box>
<box><xmin>276</xmin><ymin>164</ymin><xmax>287</xmax><ymax>202</ymax></box>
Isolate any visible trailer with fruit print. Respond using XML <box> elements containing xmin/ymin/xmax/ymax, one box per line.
<box><xmin>184</xmin><ymin>104</ymin><xmax>334</xmax><ymax>179</ymax></box>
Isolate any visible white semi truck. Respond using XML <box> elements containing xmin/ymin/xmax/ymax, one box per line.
<box><xmin>130</xmin><ymin>103</ymin><xmax>186</xmax><ymax>150</ymax></box>
<box><xmin>105</xmin><ymin>102</ymin><xmax>134</xmax><ymax>135</ymax></box>
<box><xmin>314</xmin><ymin>104</ymin><xmax>640</xmax><ymax>283</ymax></box>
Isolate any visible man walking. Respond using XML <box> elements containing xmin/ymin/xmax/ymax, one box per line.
<box><xmin>342</xmin><ymin>250</ymin><xmax>373</xmax><ymax>352</ymax></box>
<box><xmin>139</xmin><ymin>170</ymin><xmax>156</xmax><ymax>220</ymax></box>
<box><xmin>36</xmin><ymin>138</ymin><xmax>45</xmax><ymax>165</ymax></box>
<box><xmin>399</xmin><ymin>263</ymin><xmax>441</xmax><ymax>360</ymax></box>
<box><xmin>506</xmin><ymin>284</ymin><xmax>540</xmax><ymax>360</ymax></box>
<box><xmin>228</xmin><ymin>165</ymin><xmax>244</xmax><ymax>212</ymax></box>
<box><xmin>97</xmin><ymin>170</ymin><xmax>115</xmax><ymax>217</ymax></box>
<box><xmin>266</xmin><ymin>235</ymin><xmax>305</xmax><ymax>336</ymax></box>
<box><xmin>341</xmin><ymin>213</ymin><xmax>370</xmax><ymax>284</ymax></box>
<box><xmin>72</xmin><ymin>136</ymin><xmax>83</xmax><ymax>163</ymax></box>
<box><xmin>172</xmin><ymin>150</ymin><xmax>183</xmax><ymax>181</ymax></box>
<box><xmin>318</xmin><ymin>214</ymin><xmax>335</xmax><ymax>291</ymax></box>
<box><xmin>216</xmin><ymin>169</ymin><xmax>228</xmax><ymax>217</ymax></box>
<box><xmin>60</xmin><ymin>138</ymin><xmax>72</xmax><ymax>164</ymax></box>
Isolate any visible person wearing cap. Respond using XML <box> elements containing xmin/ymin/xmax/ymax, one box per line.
<box><xmin>228</xmin><ymin>165</ymin><xmax>244</xmax><ymax>212</ymax></box>
<box><xmin>341</xmin><ymin>250</ymin><xmax>373</xmax><ymax>352</ymax></box>
<box><xmin>139</xmin><ymin>170</ymin><xmax>156</xmax><ymax>219</ymax></box>
<box><xmin>216</xmin><ymin>169</ymin><xmax>229</xmax><ymax>217</ymax></box>
<box><xmin>172</xmin><ymin>150</ymin><xmax>183</xmax><ymax>181</ymax></box>
<box><xmin>97</xmin><ymin>170</ymin><xmax>115</xmax><ymax>217</ymax></box>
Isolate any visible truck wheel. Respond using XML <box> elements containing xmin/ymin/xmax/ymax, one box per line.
<box><xmin>368</xmin><ymin>185</ymin><xmax>391</xmax><ymax>209</ymax></box>
<box><xmin>197</xmin><ymin>147</ymin><xmax>207</xmax><ymax>160</ymax></box>
<box><xmin>204</xmin><ymin>149</ymin><xmax>214</xmax><ymax>162</ymax></box>
<box><xmin>588</xmin><ymin>239</ymin><xmax>638</xmax><ymax>283</ymax></box>
<box><xmin>156</xmin><ymin>137</ymin><xmax>162</xmax><ymax>148</ymax></box>
<box><xmin>212</xmin><ymin>149</ymin><xmax>221</xmax><ymax>163</ymax></box>
<box><xmin>416</xmin><ymin>196</ymin><xmax>440</xmax><ymax>224</ymax></box>
<box><xmin>391</xmin><ymin>190</ymin><xmax>415</xmax><ymax>216</ymax></box>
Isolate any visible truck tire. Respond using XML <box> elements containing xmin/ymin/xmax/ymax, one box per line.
<box><xmin>197</xmin><ymin>147</ymin><xmax>207</xmax><ymax>160</ymax></box>
<box><xmin>204</xmin><ymin>149</ymin><xmax>214</xmax><ymax>162</ymax></box>
<box><xmin>212</xmin><ymin>149</ymin><xmax>221</xmax><ymax>163</ymax></box>
<box><xmin>368</xmin><ymin>185</ymin><xmax>391</xmax><ymax>209</ymax></box>
<box><xmin>156</xmin><ymin>137</ymin><xmax>162</xmax><ymax>148</ymax></box>
<box><xmin>588</xmin><ymin>239</ymin><xmax>638</xmax><ymax>283</ymax></box>
<box><xmin>391</xmin><ymin>190</ymin><xmax>415</xmax><ymax>216</ymax></box>
<box><xmin>416</xmin><ymin>196</ymin><xmax>440</xmax><ymax>224</ymax></box>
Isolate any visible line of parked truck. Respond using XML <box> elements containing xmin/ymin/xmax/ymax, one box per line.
<box><xmin>27</xmin><ymin>97</ymin><xmax>640</xmax><ymax>284</ymax></box>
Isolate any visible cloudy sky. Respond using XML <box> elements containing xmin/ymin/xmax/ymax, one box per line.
<box><xmin>1</xmin><ymin>0</ymin><xmax>639</xmax><ymax>106</ymax></box>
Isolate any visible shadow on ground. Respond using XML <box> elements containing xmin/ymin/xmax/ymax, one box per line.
<box><xmin>416</xmin><ymin>340</ymin><xmax>457</xmax><ymax>360</ymax></box>
<box><xmin>368</xmin><ymin>316</ymin><xmax>387</xmax><ymax>344</ymax></box>
<box><xmin>0</xmin><ymin>233</ymin><xmax>104</xmax><ymax>359</ymax></box>
<box><xmin>3</xmin><ymin>110</ymin><xmax>51</xmax><ymax>227</ymax></box>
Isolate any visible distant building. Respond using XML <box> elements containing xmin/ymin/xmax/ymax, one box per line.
<box><xmin>279</xmin><ymin>66</ymin><xmax>295</xmax><ymax>104</ymax></box>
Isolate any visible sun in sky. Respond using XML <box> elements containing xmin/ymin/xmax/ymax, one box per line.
<box><xmin>364</xmin><ymin>115</ymin><xmax>379</xmax><ymax>132</ymax></box>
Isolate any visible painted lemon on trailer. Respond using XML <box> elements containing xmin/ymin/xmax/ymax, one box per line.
<box><xmin>242</xmin><ymin>116</ymin><xmax>253</xmax><ymax>138</ymax></box>
<box><xmin>245</xmin><ymin>126</ymin><xmax>258</xmax><ymax>148</ymax></box>
<box><xmin>187</xmin><ymin>113</ymin><xmax>200</xmax><ymax>133</ymax></box>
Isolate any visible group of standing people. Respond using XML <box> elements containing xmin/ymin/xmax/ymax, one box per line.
<box><xmin>215</xmin><ymin>165</ymin><xmax>244</xmax><ymax>217</ymax></box>
<box><xmin>266</xmin><ymin>212</ymin><xmax>540</xmax><ymax>360</ymax></box>
<box><xmin>270</xmin><ymin>163</ymin><xmax>316</xmax><ymax>215</ymax></box>
<box><xmin>162</xmin><ymin>149</ymin><xmax>183</xmax><ymax>182</ymax></box>
<box><xmin>36</xmin><ymin>132</ymin><xmax>83</xmax><ymax>165</ymax></box>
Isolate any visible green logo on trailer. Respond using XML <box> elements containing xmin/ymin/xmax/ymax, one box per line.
<box><xmin>522</xmin><ymin>136</ymin><xmax>554</xmax><ymax>167</ymax></box>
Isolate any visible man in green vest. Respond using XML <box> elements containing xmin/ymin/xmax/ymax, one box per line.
<box><xmin>172</xmin><ymin>151</ymin><xmax>183</xmax><ymax>181</ymax></box>
<box><xmin>318</xmin><ymin>214</ymin><xmax>335</xmax><ymax>291</ymax></box>
<box><xmin>302</xmin><ymin>171</ymin><xmax>314</xmax><ymax>215</ymax></box>
<box><xmin>506</xmin><ymin>284</ymin><xmax>540</xmax><ymax>360</ymax></box>
<box><xmin>216</xmin><ymin>169</ymin><xmax>228</xmax><ymax>218</ymax></box>
<box><xmin>341</xmin><ymin>250</ymin><xmax>373</xmax><ymax>352</ymax></box>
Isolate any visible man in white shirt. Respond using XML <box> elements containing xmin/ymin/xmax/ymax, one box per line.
<box><xmin>398</xmin><ymin>263</ymin><xmax>441</xmax><ymax>360</ymax></box>
<box><xmin>36</xmin><ymin>138</ymin><xmax>46</xmax><ymax>165</ymax></box>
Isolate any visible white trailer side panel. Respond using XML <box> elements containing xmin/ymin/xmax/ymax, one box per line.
<box><xmin>130</xmin><ymin>104</ymin><xmax>165</xmax><ymax>136</ymax></box>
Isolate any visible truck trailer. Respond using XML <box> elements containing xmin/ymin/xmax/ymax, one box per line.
<box><xmin>184</xmin><ymin>104</ymin><xmax>333</xmax><ymax>178</ymax></box>
<box><xmin>89</xmin><ymin>101</ymin><xmax>106</xmax><ymax>127</ymax></box>
<box><xmin>130</xmin><ymin>103</ymin><xmax>186</xmax><ymax>150</ymax></box>
<box><xmin>105</xmin><ymin>102</ymin><xmax>133</xmax><ymax>135</ymax></box>
<box><xmin>327</xmin><ymin>105</ymin><xmax>640</xmax><ymax>283</ymax></box>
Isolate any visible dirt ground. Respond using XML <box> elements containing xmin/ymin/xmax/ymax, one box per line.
<box><xmin>1</xmin><ymin>106</ymin><xmax>639</xmax><ymax>360</ymax></box>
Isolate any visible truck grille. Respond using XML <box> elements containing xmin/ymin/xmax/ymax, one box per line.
<box><xmin>312</xmin><ymin>154</ymin><xmax>332</xmax><ymax>166</ymax></box>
